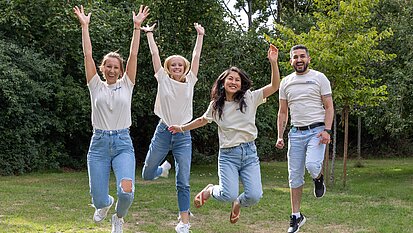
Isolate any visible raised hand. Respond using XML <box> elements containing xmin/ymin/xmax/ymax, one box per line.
<box><xmin>73</xmin><ymin>5</ymin><xmax>91</xmax><ymax>26</ymax></box>
<box><xmin>141</xmin><ymin>23</ymin><xmax>156</xmax><ymax>33</ymax></box>
<box><xmin>268</xmin><ymin>44</ymin><xmax>279</xmax><ymax>63</ymax></box>
<box><xmin>133</xmin><ymin>5</ymin><xmax>150</xmax><ymax>27</ymax></box>
<box><xmin>194</xmin><ymin>23</ymin><xmax>205</xmax><ymax>35</ymax></box>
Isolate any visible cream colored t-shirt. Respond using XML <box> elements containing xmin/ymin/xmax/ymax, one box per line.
<box><xmin>203</xmin><ymin>89</ymin><xmax>265</xmax><ymax>148</ymax></box>
<box><xmin>279</xmin><ymin>69</ymin><xmax>332</xmax><ymax>127</ymax></box>
<box><xmin>154</xmin><ymin>68</ymin><xmax>197</xmax><ymax>126</ymax></box>
<box><xmin>88</xmin><ymin>73</ymin><xmax>134</xmax><ymax>130</ymax></box>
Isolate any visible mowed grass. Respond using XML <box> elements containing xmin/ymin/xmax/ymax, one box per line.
<box><xmin>0</xmin><ymin>158</ymin><xmax>412</xmax><ymax>233</ymax></box>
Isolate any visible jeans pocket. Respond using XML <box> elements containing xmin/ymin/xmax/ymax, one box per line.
<box><xmin>119</xmin><ymin>134</ymin><xmax>131</xmax><ymax>140</ymax></box>
<box><xmin>92</xmin><ymin>133</ymin><xmax>103</xmax><ymax>140</ymax></box>
<box><xmin>220</xmin><ymin>147</ymin><xmax>233</xmax><ymax>154</ymax></box>
<box><xmin>249</xmin><ymin>143</ymin><xmax>257</xmax><ymax>153</ymax></box>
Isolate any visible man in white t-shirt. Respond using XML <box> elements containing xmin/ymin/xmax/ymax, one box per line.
<box><xmin>276</xmin><ymin>44</ymin><xmax>334</xmax><ymax>233</ymax></box>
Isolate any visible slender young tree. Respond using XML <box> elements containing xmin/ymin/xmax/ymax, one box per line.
<box><xmin>266</xmin><ymin>0</ymin><xmax>395</xmax><ymax>186</ymax></box>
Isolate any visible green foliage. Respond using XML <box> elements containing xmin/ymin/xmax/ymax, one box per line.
<box><xmin>0</xmin><ymin>39</ymin><xmax>65</xmax><ymax>175</ymax></box>
<box><xmin>363</xmin><ymin>0</ymin><xmax>413</xmax><ymax>143</ymax></box>
<box><xmin>267</xmin><ymin>0</ymin><xmax>395</xmax><ymax>113</ymax></box>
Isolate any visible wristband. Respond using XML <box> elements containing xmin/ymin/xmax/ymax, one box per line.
<box><xmin>324</xmin><ymin>129</ymin><xmax>332</xmax><ymax>135</ymax></box>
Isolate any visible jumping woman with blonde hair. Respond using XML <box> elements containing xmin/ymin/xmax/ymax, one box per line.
<box><xmin>140</xmin><ymin>22</ymin><xmax>204</xmax><ymax>233</ymax></box>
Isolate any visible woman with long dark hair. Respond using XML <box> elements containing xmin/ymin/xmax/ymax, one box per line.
<box><xmin>169</xmin><ymin>44</ymin><xmax>280</xmax><ymax>225</ymax></box>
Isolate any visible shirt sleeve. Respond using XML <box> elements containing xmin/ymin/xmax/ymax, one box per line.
<box><xmin>87</xmin><ymin>73</ymin><xmax>102</xmax><ymax>92</ymax></box>
<box><xmin>249</xmin><ymin>89</ymin><xmax>266</xmax><ymax>107</ymax></box>
<box><xmin>319</xmin><ymin>73</ymin><xmax>332</xmax><ymax>95</ymax></box>
<box><xmin>202</xmin><ymin>101</ymin><xmax>215</xmax><ymax>123</ymax></box>
<box><xmin>279</xmin><ymin>78</ymin><xmax>287</xmax><ymax>100</ymax></box>
<box><xmin>186</xmin><ymin>71</ymin><xmax>198</xmax><ymax>86</ymax></box>
<box><xmin>154</xmin><ymin>67</ymin><xmax>167</xmax><ymax>81</ymax></box>
<box><xmin>119</xmin><ymin>73</ymin><xmax>134</xmax><ymax>92</ymax></box>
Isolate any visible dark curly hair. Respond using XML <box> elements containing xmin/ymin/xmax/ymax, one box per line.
<box><xmin>210</xmin><ymin>67</ymin><xmax>252</xmax><ymax>120</ymax></box>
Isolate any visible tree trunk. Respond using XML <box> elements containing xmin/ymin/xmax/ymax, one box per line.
<box><xmin>330</xmin><ymin>111</ymin><xmax>337</xmax><ymax>186</ymax></box>
<box><xmin>276</xmin><ymin>0</ymin><xmax>281</xmax><ymax>23</ymax></box>
<box><xmin>324</xmin><ymin>142</ymin><xmax>330</xmax><ymax>186</ymax></box>
<box><xmin>343</xmin><ymin>106</ymin><xmax>349</xmax><ymax>187</ymax></box>
<box><xmin>357</xmin><ymin>115</ymin><xmax>361</xmax><ymax>160</ymax></box>
<box><xmin>247</xmin><ymin>0</ymin><xmax>253</xmax><ymax>28</ymax></box>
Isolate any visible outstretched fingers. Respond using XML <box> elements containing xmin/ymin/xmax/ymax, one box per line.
<box><xmin>133</xmin><ymin>5</ymin><xmax>150</xmax><ymax>25</ymax></box>
<box><xmin>141</xmin><ymin>23</ymin><xmax>156</xmax><ymax>33</ymax></box>
<box><xmin>73</xmin><ymin>5</ymin><xmax>91</xmax><ymax>25</ymax></box>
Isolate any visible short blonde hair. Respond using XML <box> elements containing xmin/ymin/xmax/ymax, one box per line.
<box><xmin>164</xmin><ymin>55</ymin><xmax>190</xmax><ymax>82</ymax></box>
<box><xmin>99</xmin><ymin>52</ymin><xmax>124</xmax><ymax>78</ymax></box>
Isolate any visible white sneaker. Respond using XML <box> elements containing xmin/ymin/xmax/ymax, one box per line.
<box><xmin>175</xmin><ymin>221</ymin><xmax>191</xmax><ymax>233</ymax></box>
<box><xmin>111</xmin><ymin>214</ymin><xmax>124</xmax><ymax>233</ymax></box>
<box><xmin>93</xmin><ymin>195</ymin><xmax>114</xmax><ymax>223</ymax></box>
<box><xmin>160</xmin><ymin>160</ymin><xmax>172</xmax><ymax>178</ymax></box>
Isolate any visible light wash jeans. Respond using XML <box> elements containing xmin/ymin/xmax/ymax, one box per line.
<box><xmin>211</xmin><ymin>141</ymin><xmax>263</xmax><ymax>207</ymax></box>
<box><xmin>142</xmin><ymin>121</ymin><xmax>192</xmax><ymax>212</ymax></box>
<box><xmin>87</xmin><ymin>128</ymin><xmax>135</xmax><ymax>218</ymax></box>
<box><xmin>287</xmin><ymin>126</ymin><xmax>325</xmax><ymax>188</ymax></box>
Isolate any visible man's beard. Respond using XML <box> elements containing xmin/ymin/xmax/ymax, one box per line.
<box><xmin>293</xmin><ymin>62</ymin><xmax>309</xmax><ymax>74</ymax></box>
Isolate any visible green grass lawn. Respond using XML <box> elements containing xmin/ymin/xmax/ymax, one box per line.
<box><xmin>0</xmin><ymin>158</ymin><xmax>412</xmax><ymax>233</ymax></box>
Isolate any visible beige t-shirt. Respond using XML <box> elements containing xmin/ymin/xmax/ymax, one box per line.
<box><xmin>154</xmin><ymin>68</ymin><xmax>197</xmax><ymax>126</ymax></box>
<box><xmin>88</xmin><ymin>73</ymin><xmax>134</xmax><ymax>130</ymax></box>
<box><xmin>203</xmin><ymin>89</ymin><xmax>265</xmax><ymax>148</ymax></box>
<box><xmin>279</xmin><ymin>69</ymin><xmax>332</xmax><ymax>127</ymax></box>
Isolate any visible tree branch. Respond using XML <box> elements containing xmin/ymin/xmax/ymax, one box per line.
<box><xmin>220</xmin><ymin>0</ymin><xmax>246</xmax><ymax>32</ymax></box>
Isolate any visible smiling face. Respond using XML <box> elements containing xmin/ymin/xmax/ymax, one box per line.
<box><xmin>100</xmin><ymin>53</ymin><xmax>124</xmax><ymax>84</ymax></box>
<box><xmin>290</xmin><ymin>48</ymin><xmax>311</xmax><ymax>75</ymax></box>
<box><xmin>168</xmin><ymin>57</ymin><xmax>185</xmax><ymax>79</ymax></box>
<box><xmin>101</xmin><ymin>57</ymin><xmax>122</xmax><ymax>84</ymax></box>
<box><xmin>223</xmin><ymin>71</ymin><xmax>242</xmax><ymax>101</ymax></box>
<box><xmin>164</xmin><ymin>55</ymin><xmax>190</xmax><ymax>82</ymax></box>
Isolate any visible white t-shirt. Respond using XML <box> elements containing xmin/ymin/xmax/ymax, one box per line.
<box><xmin>154</xmin><ymin>68</ymin><xmax>198</xmax><ymax>126</ymax></box>
<box><xmin>203</xmin><ymin>89</ymin><xmax>266</xmax><ymax>148</ymax></box>
<box><xmin>279</xmin><ymin>69</ymin><xmax>332</xmax><ymax>127</ymax></box>
<box><xmin>88</xmin><ymin>73</ymin><xmax>134</xmax><ymax>130</ymax></box>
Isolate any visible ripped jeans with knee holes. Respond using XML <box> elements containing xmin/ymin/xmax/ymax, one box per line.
<box><xmin>87</xmin><ymin>128</ymin><xmax>136</xmax><ymax>218</ymax></box>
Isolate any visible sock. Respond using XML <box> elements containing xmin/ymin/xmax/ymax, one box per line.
<box><xmin>292</xmin><ymin>212</ymin><xmax>301</xmax><ymax>218</ymax></box>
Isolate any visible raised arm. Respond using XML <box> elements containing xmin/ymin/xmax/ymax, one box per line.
<box><xmin>168</xmin><ymin>116</ymin><xmax>208</xmax><ymax>134</ymax></box>
<box><xmin>73</xmin><ymin>5</ymin><xmax>96</xmax><ymax>83</ymax></box>
<box><xmin>142</xmin><ymin>24</ymin><xmax>162</xmax><ymax>74</ymax></box>
<box><xmin>189</xmin><ymin>23</ymin><xmax>205</xmax><ymax>76</ymax></box>
<box><xmin>262</xmin><ymin>44</ymin><xmax>280</xmax><ymax>98</ymax></box>
<box><xmin>276</xmin><ymin>99</ymin><xmax>289</xmax><ymax>149</ymax></box>
<box><xmin>125</xmin><ymin>5</ymin><xmax>149</xmax><ymax>84</ymax></box>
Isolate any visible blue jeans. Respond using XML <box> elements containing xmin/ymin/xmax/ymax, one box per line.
<box><xmin>87</xmin><ymin>128</ymin><xmax>135</xmax><ymax>218</ymax></box>
<box><xmin>142</xmin><ymin>121</ymin><xmax>192</xmax><ymax>212</ymax></box>
<box><xmin>211</xmin><ymin>141</ymin><xmax>263</xmax><ymax>207</ymax></box>
<box><xmin>287</xmin><ymin>126</ymin><xmax>326</xmax><ymax>188</ymax></box>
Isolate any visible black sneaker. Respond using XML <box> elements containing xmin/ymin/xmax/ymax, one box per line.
<box><xmin>287</xmin><ymin>213</ymin><xmax>306</xmax><ymax>233</ymax></box>
<box><xmin>313</xmin><ymin>174</ymin><xmax>326</xmax><ymax>198</ymax></box>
